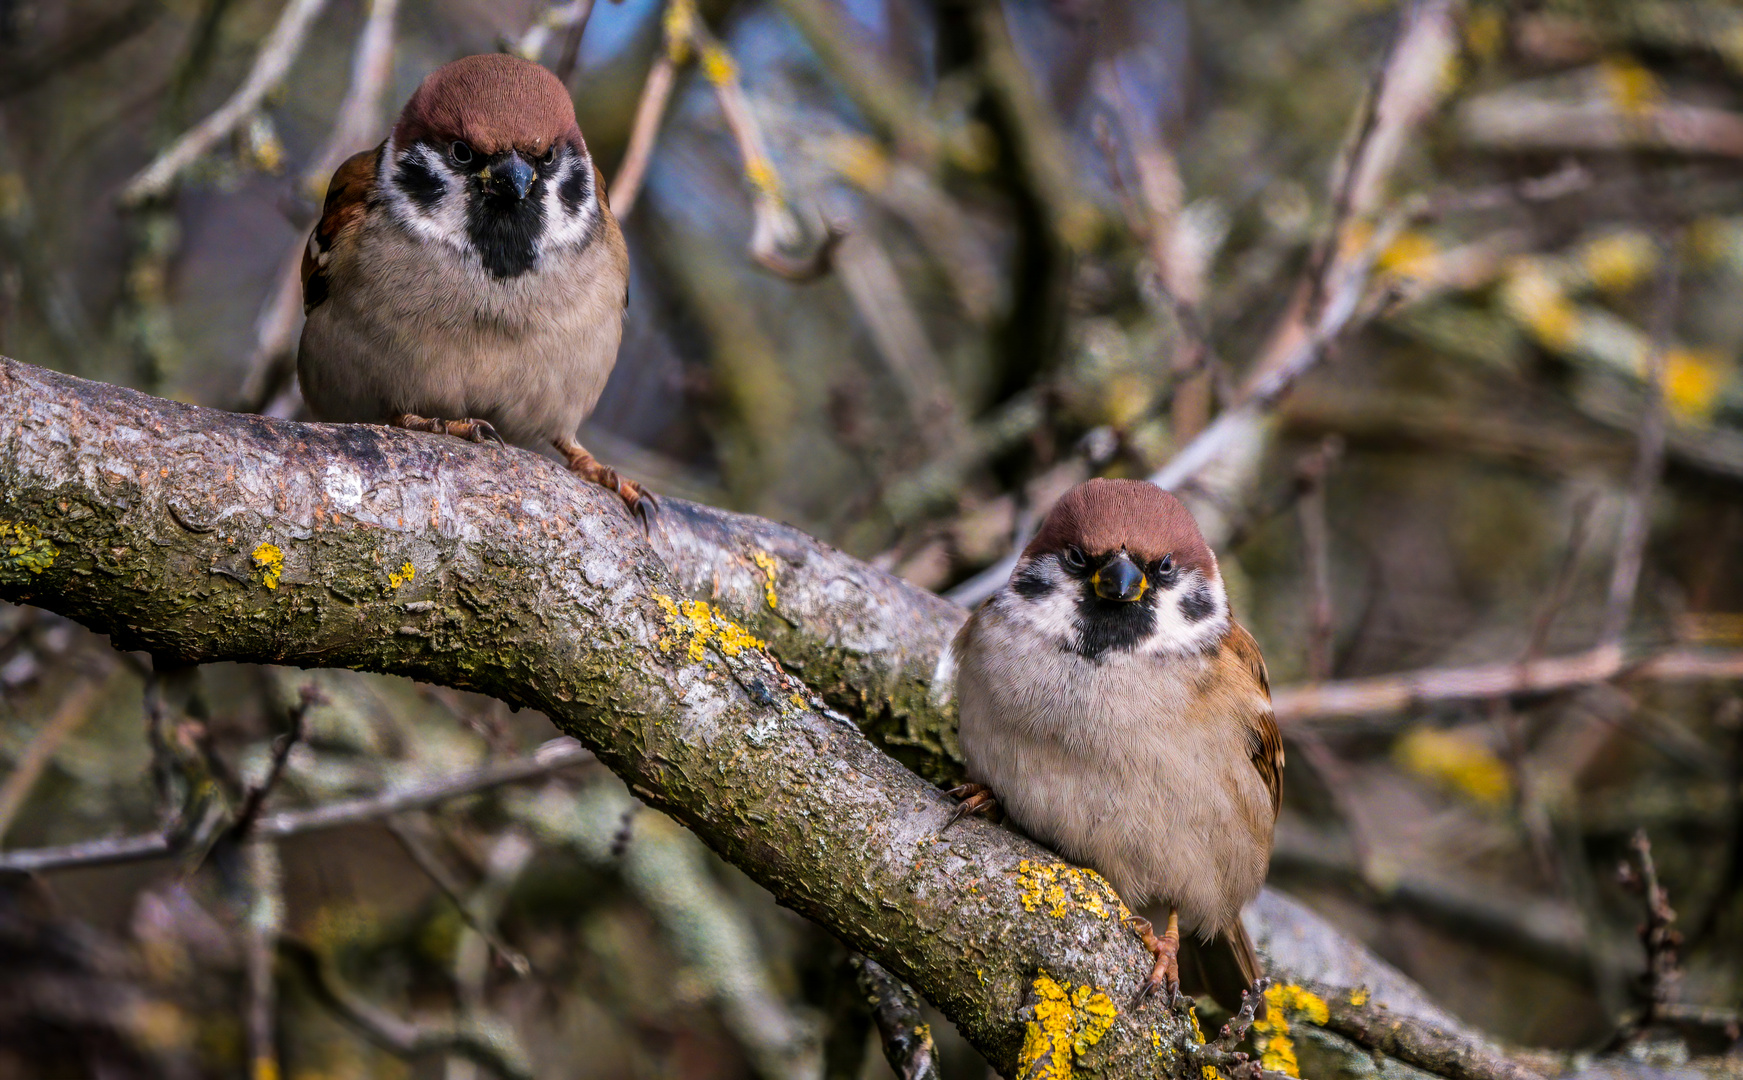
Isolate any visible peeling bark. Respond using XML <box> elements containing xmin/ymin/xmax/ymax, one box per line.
<box><xmin>0</xmin><ymin>357</ymin><xmax>1195</xmax><ymax>1079</ymax></box>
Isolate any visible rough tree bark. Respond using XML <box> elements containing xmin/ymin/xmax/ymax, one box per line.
<box><xmin>0</xmin><ymin>357</ymin><xmax>1197</xmax><ymax>1080</ymax></box>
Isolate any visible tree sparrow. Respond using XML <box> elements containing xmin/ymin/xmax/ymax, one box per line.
<box><xmin>297</xmin><ymin>54</ymin><xmax>653</xmax><ymax>518</ymax></box>
<box><xmin>951</xmin><ymin>479</ymin><xmax>1282</xmax><ymax>1013</ymax></box>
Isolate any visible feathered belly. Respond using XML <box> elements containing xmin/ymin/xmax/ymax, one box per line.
<box><xmin>957</xmin><ymin>646</ymin><xmax>1270</xmax><ymax>937</ymax></box>
<box><xmin>297</xmin><ymin>234</ymin><xmax>621</xmax><ymax>448</ymax></box>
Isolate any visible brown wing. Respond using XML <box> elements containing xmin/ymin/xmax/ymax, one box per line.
<box><xmin>1226</xmin><ymin>621</ymin><xmax>1283</xmax><ymax>819</ymax></box>
<box><xmin>301</xmin><ymin>146</ymin><xmax>379</xmax><ymax>314</ymax></box>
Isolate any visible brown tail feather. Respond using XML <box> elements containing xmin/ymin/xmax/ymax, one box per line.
<box><xmin>1179</xmin><ymin>922</ymin><xmax>1266</xmax><ymax>1019</ymax></box>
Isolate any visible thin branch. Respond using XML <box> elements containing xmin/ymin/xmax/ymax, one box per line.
<box><xmin>1310</xmin><ymin>983</ymin><xmax>1547</xmax><ymax>1080</ymax></box>
<box><xmin>279</xmin><ymin>939</ymin><xmax>535</xmax><ymax>1080</ymax></box>
<box><xmin>0</xmin><ymin>664</ymin><xmax>115</xmax><ymax>840</ymax></box>
<box><xmin>386</xmin><ymin>815</ymin><xmax>533</xmax><ymax>977</ymax></box>
<box><xmin>853</xmin><ymin>956</ymin><xmax>940</xmax><ymax>1080</ymax></box>
<box><xmin>0</xmin><ymin>739</ymin><xmax>595</xmax><ymax>875</ymax></box>
<box><xmin>120</xmin><ymin>0</ymin><xmax>334</xmax><ymax>206</ymax></box>
<box><xmin>1271</xmin><ymin>644</ymin><xmax>1743</xmax><ymax>724</ymax></box>
<box><xmin>1615</xmin><ymin>828</ymin><xmax>1683</xmax><ymax>1038</ymax></box>
<box><xmin>609</xmin><ymin>53</ymin><xmax>678</xmax><ymax>216</ymax></box>
<box><xmin>230</xmin><ymin>683</ymin><xmax>322</xmax><ymax>839</ymax></box>
<box><xmin>245</xmin><ymin>841</ymin><xmax>286</xmax><ymax>1080</ymax></box>
<box><xmin>1599</xmin><ymin>244</ymin><xmax>1678</xmax><ymax>648</ymax></box>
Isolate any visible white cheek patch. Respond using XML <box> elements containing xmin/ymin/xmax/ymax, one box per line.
<box><xmin>541</xmin><ymin>151</ymin><xmax>600</xmax><ymax>253</ymax></box>
<box><xmin>996</xmin><ymin>555</ymin><xmax>1081</xmax><ymax>649</ymax></box>
<box><xmin>379</xmin><ymin>138</ymin><xmax>472</xmax><ymax>254</ymax></box>
<box><xmin>1138</xmin><ymin>569</ymin><xmax>1230</xmax><ymax>656</ymax></box>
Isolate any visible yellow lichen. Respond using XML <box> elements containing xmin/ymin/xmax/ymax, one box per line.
<box><xmin>663</xmin><ymin>0</ymin><xmax>696</xmax><ymax>62</ymax></box>
<box><xmin>1601</xmin><ymin>56</ymin><xmax>1663</xmax><ymax>117</ymax></box>
<box><xmin>252</xmin><ymin>542</ymin><xmax>284</xmax><ymax>591</ymax></box>
<box><xmin>1017</xmin><ymin>974</ymin><xmax>1117</xmax><ymax>1080</ymax></box>
<box><xmin>388</xmin><ymin>561</ymin><xmax>416</xmax><ymax>588</ymax></box>
<box><xmin>1664</xmin><ymin>348</ymin><xmax>1729</xmax><ymax>423</ymax></box>
<box><xmin>701</xmin><ymin>43</ymin><xmax>736</xmax><ymax>85</ymax></box>
<box><xmin>0</xmin><ymin>521</ymin><xmax>58</xmax><ymax>575</ymax></box>
<box><xmin>1252</xmin><ymin>983</ymin><xmax>1331</xmax><ymax>1078</ymax></box>
<box><xmin>1580</xmin><ymin>230</ymin><xmax>1657</xmax><ymax>295</ymax></box>
<box><xmin>1378</xmin><ymin>230</ymin><xmax>1439</xmax><ymax>280</ymax></box>
<box><xmin>654</xmin><ymin>594</ymin><xmax>766</xmax><ymax>662</ymax></box>
<box><xmin>1015</xmin><ymin>860</ymin><xmax>1119</xmax><ymax>919</ymax></box>
<box><xmin>1394</xmin><ymin>725</ymin><xmax>1513</xmax><ymax>806</ymax></box>
<box><xmin>1183</xmin><ymin>1007</ymin><xmax>1218</xmax><ymax>1079</ymax></box>
<box><xmin>1501</xmin><ymin>262</ymin><xmax>1579</xmax><ymax>352</ymax></box>
<box><xmin>751</xmin><ymin>550</ymin><xmax>780</xmax><ymax>609</ymax></box>
<box><xmin>1349</xmin><ymin>987</ymin><xmax>1370</xmax><ymax>1007</ymax></box>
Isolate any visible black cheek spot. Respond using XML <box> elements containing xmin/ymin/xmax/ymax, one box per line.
<box><xmin>394</xmin><ymin>156</ymin><xmax>445</xmax><ymax>212</ymax></box>
<box><xmin>1012</xmin><ymin>563</ymin><xmax>1055</xmax><ymax>600</ymax></box>
<box><xmin>303</xmin><ymin>270</ymin><xmax>329</xmax><ymax>310</ymax></box>
<box><xmin>559</xmin><ymin>163</ymin><xmax>591</xmax><ymax>215</ymax></box>
<box><xmin>1180</xmin><ymin>582</ymin><xmax>1216</xmax><ymax>623</ymax></box>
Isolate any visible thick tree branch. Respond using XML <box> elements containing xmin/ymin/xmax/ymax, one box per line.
<box><xmin>0</xmin><ymin>356</ymin><xmax>1189</xmax><ymax>1079</ymax></box>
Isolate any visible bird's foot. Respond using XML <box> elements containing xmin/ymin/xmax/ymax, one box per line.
<box><xmin>1126</xmin><ymin>910</ymin><xmax>1183</xmax><ymax>1010</ymax></box>
<box><xmin>944</xmin><ymin>782</ymin><xmax>1001</xmax><ymax>828</ymax></box>
<box><xmin>554</xmin><ymin>437</ymin><xmax>658</xmax><ymax>527</ymax></box>
<box><xmin>392</xmin><ymin>413</ymin><xmax>504</xmax><ymax>446</ymax></box>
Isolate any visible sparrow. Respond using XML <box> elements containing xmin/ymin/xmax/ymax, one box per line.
<box><xmin>297</xmin><ymin>53</ymin><xmax>653</xmax><ymax>519</ymax></box>
<box><xmin>950</xmin><ymin>478</ymin><xmax>1282</xmax><ymax>1014</ymax></box>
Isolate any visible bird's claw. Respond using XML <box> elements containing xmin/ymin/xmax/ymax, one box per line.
<box><xmin>944</xmin><ymin>783</ymin><xmax>1000</xmax><ymax>829</ymax></box>
<box><xmin>466</xmin><ymin>420</ymin><xmax>505</xmax><ymax>446</ymax></box>
<box><xmin>1127</xmin><ymin>911</ymin><xmax>1185</xmax><ymax>1011</ymax></box>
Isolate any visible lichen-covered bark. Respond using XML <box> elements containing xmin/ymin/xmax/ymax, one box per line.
<box><xmin>0</xmin><ymin>357</ymin><xmax>1196</xmax><ymax>1080</ymax></box>
<box><xmin>649</xmin><ymin>500</ymin><xmax>969</xmax><ymax>784</ymax></box>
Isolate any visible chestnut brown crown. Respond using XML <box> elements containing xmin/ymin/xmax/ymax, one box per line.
<box><xmin>392</xmin><ymin>54</ymin><xmax>583</xmax><ymax>158</ymax></box>
<box><xmin>1024</xmin><ymin>479</ymin><xmax>1216</xmax><ymax>578</ymax></box>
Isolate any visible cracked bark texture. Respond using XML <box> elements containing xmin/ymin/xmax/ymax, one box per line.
<box><xmin>0</xmin><ymin>357</ymin><xmax>1196</xmax><ymax>1080</ymax></box>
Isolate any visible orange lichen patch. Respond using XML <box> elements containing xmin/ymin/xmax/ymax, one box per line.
<box><xmin>1664</xmin><ymin>348</ymin><xmax>1729</xmax><ymax>423</ymax></box>
<box><xmin>252</xmin><ymin>543</ymin><xmax>284</xmax><ymax>590</ymax></box>
<box><xmin>1017</xmin><ymin>974</ymin><xmax>1117</xmax><ymax>1080</ymax></box>
<box><xmin>654</xmin><ymin>594</ymin><xmax>766</xmax><ymax>662</ymax></box>
<box><xmin>1252</xmin><ymin>983</ymin><xmax>1330</xmax><ymax>1078</ymax></box>
<box><xmin>0</xmin><ymin>521</ymin><xmax>58</xmax><ymax>575</ymax></box>
<box><xmin>751</xmin><ymin>549</ymin><xmax>780</xmax><ymax>609</ymax></box>
<box><xmin>1394</xmin><ymin>724</ymin><xmax>1513</xmax><ymax>806</ymax></box>
<box><xmin>1015</xmin><ymin>860</ymin><xmax>1122</xmax><ymax>919</ymax></box>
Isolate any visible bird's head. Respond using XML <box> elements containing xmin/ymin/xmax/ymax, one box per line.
<box><xmin>1008</xmin><ymin>478</ymin><xmax>1229</xmax><ymax>661</ymax></box>
<box><xmin>381</xmin><ymin>54</ymin><xmax>604</xmax><ymax>279</ymax></box>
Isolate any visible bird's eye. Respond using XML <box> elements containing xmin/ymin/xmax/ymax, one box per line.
<box><xmin>449</xmin><ymin>141</ymin><xmax>474</xmax><ymax>165</ymax></box>
<box><xmin>1062</xmin><ymin>546</ymin><xmax>1087</xmax><ymax>570</ymax></box>
<box><xmin>541</xmin><ymin>145</ymin><xmax>557</xmax><ymax>166</ymax></box>
<box><xmin>1158</xmin><ymin>554</ymin><xmax>1175</xmax><ymax>575</ymax></box>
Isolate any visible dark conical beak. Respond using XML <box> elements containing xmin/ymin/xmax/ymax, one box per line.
<box><xmin>1092</xmin><ymin>551</ymin><xmax>1147</xmax><ymax>602</ymax></box>
<box><xmin>490</xmin><ymin>152</ymin><xmax>536</xmax><ymax>200</ymax></box>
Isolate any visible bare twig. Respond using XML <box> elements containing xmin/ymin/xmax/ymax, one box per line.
<box><xmin>230</xmin><ymin>683</ymin><xmax>322</xmax><ymax>840</ymax></box>
<box><xmin>1599</xmin><ymin>244</ymin><xmax>1678</xmax><ymax>649</ymax></box>
<box><xmin>0</xmin><ymin>738</ymin><xmax>595</xmax><ymax>875</ymax></box>
<box><xmin>386</xmin><ymin>815</ymin><xmax>532</xmax><ymax>977</ymax></box>
<box><xmin>852</xmin><ymin>955</ymin><xmax>939</xmax><ymax>1080</ymax></box>
<box><xmin>515</xmin><ymin>0</ymin><xmax>596</xmax><ymax>85</ymax></box>
<box><xmin>279</xmin><ymin>939</ymin><xmax>535</xmax><ymax>1080</ymax></box>
<box><xmin>1616</xmin><ymin>829</ymin><xmax>1683</xmax><ymax>1038</ymax></box>
<box><xmin>1188</xmin><ymin>978</ymin><xmax>1272</xmax><ymax>1080</ymax></box>
<box><xmin>0</xmin><ymin>665</ymin><xmax>115</xmax><ymax>840</ymax></box>
<box><xmin>120</xmin><ymin>0</ymin><xmax>334</xmax><ymax>206</ymax></box>
<box><xmin>244</xmin><ymin>840</ymin><xmax>285</xmax><ymax>1080</ymax></box>
<box><xmin>609</xmin><ymin>53</ymin><xmax>678</xmax><ymax>216</ymax></box>
<box><xmin>1311</xmin><ymin>984</ymin><xmax>1547</xmax><ymax>1080</ymax></box>
<box><xmin>1272</xmin><ymin>644</ymin><xmax>1743</xmax><ymax>723</ymax></box>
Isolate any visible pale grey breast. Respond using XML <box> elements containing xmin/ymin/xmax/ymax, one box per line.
<box><xmin>298</xmin><ymin>211</ymin><xmax>624</xmax><ymax>449</ymax></box>
<box><xmin>956</xmin><ymin>591</ymin><xmax>1273</xmax><ymax>937</ymax></box>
